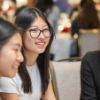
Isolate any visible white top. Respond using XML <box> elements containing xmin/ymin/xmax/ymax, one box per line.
<box><xmin>0</xmin><ymin>63</ymin><xmax>42</xmax><ymax>100</ymax></box>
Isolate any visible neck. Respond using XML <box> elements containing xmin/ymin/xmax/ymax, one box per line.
<box><xmin>24</xmin><ymin>50</ymin><xmax>38</xmax><ymax>66</ymax></box>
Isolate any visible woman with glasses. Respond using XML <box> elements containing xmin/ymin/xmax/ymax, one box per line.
<box><xmin>0</xmin><ymin>18</ymin><xmax>23</xmax><ymax>78</ymax></box>
<box><xmin>0</xmin><ymin>7</ymin><xmax>56</xmax><ymax>100</ymax></box>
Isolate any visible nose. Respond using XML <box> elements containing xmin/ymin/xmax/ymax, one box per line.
<box><xmin>38</xmin><ymin>32</ymin><xmax>45</xmax><ymax>39</ymax></box>
<box><xmin>17</xmin><ymin>51</ymin><xmax>24</xmax><ymax>63</ymax></box>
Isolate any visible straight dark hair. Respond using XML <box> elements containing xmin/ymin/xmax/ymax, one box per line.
<box><xmin>0</xmin><ymin>18</ymin><xmax>20</xmax><ymax>49</ymax></box>
<box><xmin>15</xmin><ymin>7</ymin><xmax>54</xmax><ymax>95</ymax></box>
<box><xmin>78</xmin><ymin>0</ymin><xmax>100</xmax><ymax>29</ymax></box>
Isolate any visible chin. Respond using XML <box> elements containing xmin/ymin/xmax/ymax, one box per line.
<box><xmin>37</xmin><ymin>49</ymin><xmax>45</xmax><ymax>54</ymax></box>
<box><xmin>36</xmin><ymin>47</ymin><xmax>46</xmax><ymax>53</ymax></box>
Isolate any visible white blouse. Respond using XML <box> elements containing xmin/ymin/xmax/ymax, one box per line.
<box><xmin>0</xmin><ymin>63</ymin><xmax>42</xmax><ymax>100</ymax></box>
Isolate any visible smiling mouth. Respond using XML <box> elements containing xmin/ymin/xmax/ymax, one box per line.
<box><xmin>35</xmin><ymin>42</ymin><xmax>45</xmax><ymax>48</ymax></box>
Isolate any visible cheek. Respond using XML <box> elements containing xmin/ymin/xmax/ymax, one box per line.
<box><xmin>24</xmin><ymin>33</ymin><xmax>33</xmax><ymax>48</ymax></box>
<box><xmin>24</xmin><ymin>36</ymin><xmax>35</xmax><ymax>50</ymax></box>
<box><xmin>46</xmin><ymin>38</ymin><xmax>50</xmax><ymax>46</ymax></box>
<box><xmin>1</xmin><ymin>54</ymin><xmax>16</xmax><ymax>77</ymax></box>
<box><xmin>1</xmin><ymin>53</ymin><xmax>14</xmax><ymax>66</ymax></box>
<box><xmin>0</xmin><ymin>47</ymin><xmax>17</xmax><ymax>77</ymax></box>
<box><xmin>0</xmin><ymin>49</ymin><xmax>16</xmax><ymax>66</ymax></box>
<box><xmin>0</xmin><ymin>56</ymin><xmax>13</xmax><ymax>77</ymax></box>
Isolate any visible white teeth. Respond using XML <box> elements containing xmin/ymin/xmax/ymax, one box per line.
<box><xmin>36</xmin><ymin>42</ymin><xmax>45</xmax><ymax>45</ymax></box>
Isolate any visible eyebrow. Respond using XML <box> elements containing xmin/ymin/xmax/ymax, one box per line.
<box><xmin>30</xmin><ymin>25</ymin><xmax>48</xmax><ymax>29</ymax></box>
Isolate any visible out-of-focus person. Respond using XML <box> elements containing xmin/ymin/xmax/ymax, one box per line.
<box><xmin>71</xmin><ymin>0</ymin><xmax>100</xmax><ymax>36</ymax></box>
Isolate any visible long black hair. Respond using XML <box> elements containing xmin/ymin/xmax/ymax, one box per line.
<box><xmin>15</xmin><ymin>7</ymin><xmax>54</xmax><ymax>95</ymax></box>
<box><xmin>0</xmin><ymin>18</ymin><xmax>20</xmax><ymax>49</ymax></box>
<box><xmin>78</xmin><ymin>0</ymin><xmax>100</xmax><ymax>29</ymax></box>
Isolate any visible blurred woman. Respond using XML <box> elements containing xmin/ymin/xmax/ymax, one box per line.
<box><xmin>71</xmin><ymin>0</ymin><xmax>100</xmax><ymax>36</ymax></box>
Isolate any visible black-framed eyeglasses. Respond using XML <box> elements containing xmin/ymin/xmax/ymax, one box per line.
<box><xmin>28</xmin><ymin>28</ymin><xmax>51</xmax><ymax>38</ymax></box>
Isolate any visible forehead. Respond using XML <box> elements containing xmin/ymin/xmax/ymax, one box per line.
<box><xmin>31</xmin><ymin>17</ymin><xmax>48</xmax><ymax>28</ymax></box>
<box><xmin>0</xmin><ymin>32</ymin><xmax>22</xmax><ymax>53</ymax></box>
<box><xmin>6</xmin><ymin>32</ymin><xmax>22</xmax><ymax>47</ymax></box>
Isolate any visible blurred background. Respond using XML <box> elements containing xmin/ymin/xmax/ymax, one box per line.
<box><xmin>0</xmin><ymin>0</ymin><xmax>100</xmax><ymax>61</ymax></box>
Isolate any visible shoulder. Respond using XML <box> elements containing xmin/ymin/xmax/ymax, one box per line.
<box><xmin>82</xmin><ymin>51</ymin><xmax>100</xmax><ymax>69</ymax></box>
<box><xmin>83</xmin><ymin>51</ymin><xmax>100</xmax><ymax>61</ymax></box>
<box><xmin>0</xmin><ymin>77</ymin><xmax>16</xmax><ymax>93</ymax></box>
<box><xmin>0</xmin><ymin>74</ymin><xmax>21</xmax><ymax>93</ymax></box>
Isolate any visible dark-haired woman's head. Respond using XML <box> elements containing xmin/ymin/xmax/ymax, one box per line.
<box><xmin>15</xmin><ymin>7</ymin><xmax>54</xmax><ymax>56</ymax></box>
<box><xmin>0</xmin><ymin>18</ymin><xmax>23</xmax><ymax>77</ymax></box>
<box><xmin>78</xmin><ymin>0</ymin><xmax>100</xmax><ymax>29</ymax></box>
<box><xmin>15</xmin><ymin>7</ymin><xmax>54</xmax><ymax>94</ymax></box>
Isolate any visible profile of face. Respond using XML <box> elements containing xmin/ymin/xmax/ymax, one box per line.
<box><xmin>0</xmin><ymin>32</ymin><xmax>24</xmax><ymax>77</ymax></box>
<box><xmin>24</xmin><ymin>16</ymin><xmax>51</xmax><ymax>54</ymax></box>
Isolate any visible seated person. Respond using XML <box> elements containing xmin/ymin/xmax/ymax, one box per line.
<box><xmin>80</xmin><ymin>51</ymin><xmax>100</xmax><ymax>100</ymax></box>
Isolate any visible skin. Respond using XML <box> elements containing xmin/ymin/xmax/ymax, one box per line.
<box><xmin>0</xmin><ymin>17</ymin><xmax>56</xmax><ymax>100</ymax></box>
<box><xmin>0</xmin><ymin>32</ymin><xmax>24</xmax><ymax>78</ymax></box>
<box><xmin>24</xmin><ymin>16</ymin><xmax>50</xmax><ymax>65</ymax></box>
